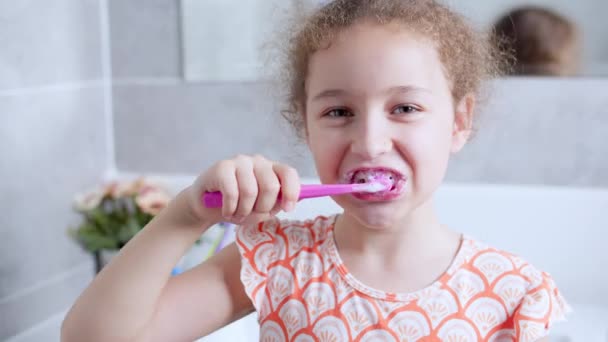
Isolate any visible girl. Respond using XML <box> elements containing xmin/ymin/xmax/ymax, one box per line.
<box><xmin>62</xmin><ymin>0</ymin><xmax>569</xmax><ymax>341</ymax></box>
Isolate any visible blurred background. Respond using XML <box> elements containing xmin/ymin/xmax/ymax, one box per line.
<box><xmin>1</xmin><ymin>0</ymin><xmax>607</xmax><ymax>341</ymax></box>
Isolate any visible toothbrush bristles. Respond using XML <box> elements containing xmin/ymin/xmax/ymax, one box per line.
<box><xmin>356</xmin><ymin>182</ymin><xmax>388</xmax><ymax>193</ymax></box>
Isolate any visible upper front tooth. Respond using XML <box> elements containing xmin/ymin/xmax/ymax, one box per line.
<box><xmin>353</xmin><ymin>170</ymin><xmax>397</xmax><ymax>187</ymax></box>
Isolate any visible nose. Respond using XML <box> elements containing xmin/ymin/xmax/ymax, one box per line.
<box><xmin>349</xmin><ymin>114</ymin><xmax>392</xmax><ymax>159</ymax></box>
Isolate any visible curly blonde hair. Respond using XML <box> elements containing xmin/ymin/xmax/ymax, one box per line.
<box><xmin>276</xmin><ymin>0</ymin><xmax>511</xmax><ymax>138</ymax></box>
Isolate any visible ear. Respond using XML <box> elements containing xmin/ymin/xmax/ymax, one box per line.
<box><xmin>451</xmin><ymin>93</ymin><xmax>475</xmax><ymax>153</ymax></box>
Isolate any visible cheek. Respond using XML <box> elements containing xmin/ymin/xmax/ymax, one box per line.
<box><xmin>399</xmin><ymin>118</ymin><xmax>454</xmax><ymax>175</ymax></box>
<box><xmin>424</xmin><ymin>113</ymin><xmax>455</xmax><ymax>151</ymax></box>
<box><xmin>307</xmin><ymin>126</ymin><xmax>345</xmax><ymax>180</ymax></box>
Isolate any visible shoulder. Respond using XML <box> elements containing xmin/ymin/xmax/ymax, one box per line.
<box><xmin>452</xmin><ymin>237</ymin><xmax>570</xmax><ymax>339</ymax></box>
<box><xmin>458</xmin><ymin>238</ymin><xmax>558</xmax><ymax>293</ymax></box>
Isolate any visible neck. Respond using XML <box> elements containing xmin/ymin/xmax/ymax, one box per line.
<box><xmin>334</xmin><ymin>198</ymin><xmax>449</xmax><ymax>261</ymax></box>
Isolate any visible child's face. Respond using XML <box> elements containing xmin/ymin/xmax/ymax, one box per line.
<box><xmin>304</xmin><ymin>21</ymin><xmax>472</xmax><ymax>228</ymax></box>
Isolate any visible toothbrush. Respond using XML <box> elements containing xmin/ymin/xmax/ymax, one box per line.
<box><xmin>202</xmin><ymin>182</ymin><xmax>388</xmax><ymax>208</ymax></box>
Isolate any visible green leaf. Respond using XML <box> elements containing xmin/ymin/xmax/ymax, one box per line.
<box><xmin>117</xmin><ymin>216</ymin><xmax>142</xmax><ymax>244</ymax></box>
<box><xmin>68</xmin><ymin>195</ymin><xmax>162</xmax><ymax>252</ymax></box>
<box><xmin>88</xmin><ymin>208</ymin><xmax>112</xmax><ymax>234</ymax></box>
<box><xmin>137</xmin><ymin>211</ymin><xmax>153</xmax><ymax>226</ymax></box>
<box><xmin>74</xmin><ymin>224</ymin><xmax>118</xmax><ymax>252</ymax></box>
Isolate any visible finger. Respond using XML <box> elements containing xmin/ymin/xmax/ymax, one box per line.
<box><xmin>273</xmin><ymin>163</ymin><xmax>300</xmax><ymax>212</ymax></box>
<box><xmin>233</xmin><ymin>157</ymin><xmax>257</xmax><ymax>219</ymax></box>
<box><xmin>253</xmin><ymin>161</ymin><xmax>281</xmax><ymax>213</ymax></box>
<box><xmin>215</xmin><ymin>161</ymin><xmax>239</xmax><ymax>218</ymax></box>
<box><xmin>269</xmin><ymin>202</ymin><xmax>282</xmax><ymax>217</ymax></box>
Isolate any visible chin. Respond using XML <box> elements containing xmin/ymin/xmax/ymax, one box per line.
<box><xmin>341</xmin><ymin>201</ymin><xmax>410</xmax><ymax>231</ymax></box>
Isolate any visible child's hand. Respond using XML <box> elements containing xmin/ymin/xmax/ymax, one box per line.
<box><xmin>186</xmin><ymin>155</ymin><xmax>301</xmax><ymax>226</ymax></box>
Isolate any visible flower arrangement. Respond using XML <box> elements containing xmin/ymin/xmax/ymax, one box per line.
<box><xmin>69</xmin><ymin>178</ymin><xmax>172</xmax><ymax>253</ymax></box>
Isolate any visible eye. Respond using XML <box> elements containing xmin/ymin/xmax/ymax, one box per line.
<box><xmin>392</xmin><ymin>105</ymin><xmax>419</xmax><ymax>115</ymax></box>
<box><xmin>324</xmin><ymin>108</ymin><xmax>353</xmax><ymax>118</ymax></box>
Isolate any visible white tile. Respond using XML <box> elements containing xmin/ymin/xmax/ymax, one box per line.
<box><xmin>108</xmin><ymin>0</ymin><xmax>181</xmax><ymax>78</ymax></box>
<box><xmin>0</xmin><ymin>0</ymin><xmax>103</xmax><ymax>89</ymax></box>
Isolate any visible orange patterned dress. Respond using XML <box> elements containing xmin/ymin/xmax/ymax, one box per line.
<box><xmin>235</xmin><ymin>215</ymin><xmax>569</xmax><ymax>341</ymax></box>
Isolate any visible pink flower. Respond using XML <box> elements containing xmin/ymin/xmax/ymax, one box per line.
<box><xmin>133</xmin><ymin>178</ymin><xmax>164</xmax><ymax>196</ymax></box>
<box><xmin>105</xmin><ymin>181</ymin><xmax>134</xmax><ymax>198</ymax></box>
<box><xmin>135</xmin><ymin>188</ymin><xmax>171</xmax><ymax>215</ymax></box>
<box><xmin>73</xmin><ymin>188</ymin><xmax>104</xmax><ymax>211</ymax></box>
<box><xmin>102</xmin><ymin>177</ymin><xmax>166</xmax><ymax>199</ymax></box>
<box><xmin>74</xmin><ymin>177</ymin><xmax>172</xmax><ymax>215</ymax></box>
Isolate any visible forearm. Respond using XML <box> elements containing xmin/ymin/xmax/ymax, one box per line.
<box><xmin>62</xmin><ymin>191</ymin><xmax>215</xmax><ymax>341</ymax></box>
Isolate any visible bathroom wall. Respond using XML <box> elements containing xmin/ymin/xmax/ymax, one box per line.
<box><xmin>2</xmin><ymin>0</ymin><xmax>607</xmax><ymax>340</ymax></box>
<box><xmin>0</xmin><ymin>0</ymin><xmax>109</xmax><ymax>339</ymax></box>
<box><xmin>108</xmin><ymin>0</ymin><xmax>312</xmax><ymax>175</ymax></box>
<box><xmin>110</xmin><ymin>0</ymin><xmax>608</xmax><ymax>187</ymax></box>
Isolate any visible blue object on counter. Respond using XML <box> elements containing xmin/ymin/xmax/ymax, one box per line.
<box><xmin>171</xmin><ymin>266</ymin><xmax>182</xmax><ymax>276</ymax></box>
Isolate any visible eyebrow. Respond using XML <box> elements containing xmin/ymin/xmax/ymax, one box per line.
<box><xmin>311</xmin><ymin>85</ymin><xmax>432</xmax><ymax>101</ymax></box>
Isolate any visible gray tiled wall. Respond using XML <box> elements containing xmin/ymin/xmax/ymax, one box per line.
<box><xmin>112</xmin><ymin>82</ymin><xmax>317</xmax><ymax>175</ymax></box>
<box><xmin>108</xmin><ymin>0</ymin><xmax>608</xmax><ymax>187</ymax></box>
<box><xmin>108</xmin><ymin>0</ymin><xmax>317</xmax><ymax>174</ymax></box>
<box><xmin>109</xmin><ymin>0</ymin><xmax>181</xmax><ymax>78</ymax></box>
<box><xmin>0</xmin><ymin>0</ymin><xmax>103</xmax><ymax>88</ymax></box>
<box><xmin>113</xmin><ymin>78</ymin><xmax>608</xmax><ymax>188</ymax></box>
<box><xmin>449</xmin><ymin>78</ymin><xmax>608</xmax><ymax>187</ymax></box>
<box><xmin>0</xmin><ymin>0</ymin><xmax>106</xmax><ymax>339</ymax></box>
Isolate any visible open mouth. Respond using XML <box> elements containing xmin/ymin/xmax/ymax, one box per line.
<box><xmin>345</xmin><ymin>167</ymin><xmax>406</xmax><ymax>200</ymax></box>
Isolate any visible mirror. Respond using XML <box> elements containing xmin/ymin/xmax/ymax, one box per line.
<box><xmin>446</xmin><ymin>0</ymin><xmax>608</xmax><ymax>77</ymax></box>
<box><xmin>180</xmin><ymin>0</ymin><xmax>608</xmax><ymax>82</ymax></box>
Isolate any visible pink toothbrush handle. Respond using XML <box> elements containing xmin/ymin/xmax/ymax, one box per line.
<box><xmin>202</xmin><ymin>184</ymin><xmax>359</xmax><ymax>208</ymax></box>
<box><xmin>203</xmin><ymin>192</ymin><xmax>224</xmax><ymax>208</ymax></box>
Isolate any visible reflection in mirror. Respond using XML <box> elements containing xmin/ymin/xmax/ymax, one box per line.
<box><xmin>446</xmin><ymin>0</ymin><xmax>607</xmax><ymax>77</ymax></box>
<box><xmin>492</xmin><ymin>6</ymin><xmax>581</xmax><ymax>77</ymax></box>
<box><xmin>180</xmin><ymin>0</ymin><xmax>608</xmax><ymax>81</ymax></box>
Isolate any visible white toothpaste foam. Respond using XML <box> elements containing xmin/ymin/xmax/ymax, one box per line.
<box><xmin>355</xmin><ymin>182</ymin><xmax>389</xmax><ymax>193</ymax></box>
